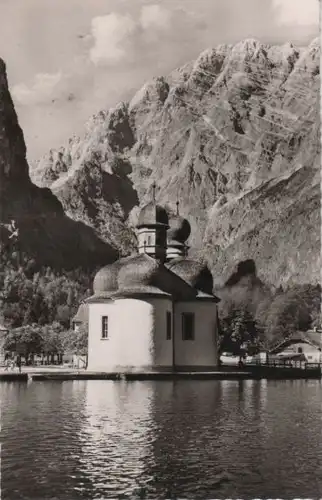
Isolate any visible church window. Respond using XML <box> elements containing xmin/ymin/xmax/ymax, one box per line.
<box><xmin>101</xmin><ymin>316</ymin><xmax>108</xmax><ymax>339</ymax></box>
<box><xmin>147</xmin><ymin>235</ymin><xmax>152</xmax><ymax>246</ymax></box>
<box><xmin>166</xmin><ymin>311</ymin><xmax>172</xmax><ymax>340</ymax></box>
<box><xmin>182</xmin><ymin>312</ymin><xmax>195</xmax><ymax>341</ymax></box>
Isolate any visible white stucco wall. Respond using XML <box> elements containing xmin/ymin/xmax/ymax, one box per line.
<box><xmin>166</xmin><ymin>247</ymin><xmax>184</xmax><ymax>260</ymax></box>
<box><xmin>174</xmin><ymin>301</ymin><xmax>219</xmax><ymax>369</ymax></box>
<box><xmin>137</xmin><ymin>228</ymin><xmax>156</xmax><ymax>254</ymax></box>
<box><xmin>278</xmin><ymin>342</ymin><xmax>322</xmax><ymax>363</ymax></box>
<box><xmin>87</xmin><ymin>301</ymin><xmax>115</xmax><ymax>371</ymax></box>
<box><xmin>87</xmin><ymin>297</ymin><xmax>173</xmax><ymax>372</ymax></box>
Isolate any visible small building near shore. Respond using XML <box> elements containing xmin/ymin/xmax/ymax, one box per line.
<box><xmin>71</xmin><ymin>303</ymin><xmax>88</xmax><ymax>333</ymax></box>
<box><xmin>72</xmin><ymin>354</ymin><xmax>87</xmax><ymax>369</ymax></box>
<box><xmin>269</xmin><ymin>330</ymin><xmax>322</xmax><ymax>363</ymax></box>
<box><xmin>74</xmin><ymin>192</ymin><xmax>220</xmax><ymax>373</ymax></box>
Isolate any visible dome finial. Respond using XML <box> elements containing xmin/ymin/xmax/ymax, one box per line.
<box><xmin>152</xmin><ymin>182</ymin><xmax>157</xmax><ymax>202</ymax></box>
<box><xmin>176</xmin><ymin>200</ymin><xmax>180</xmax><ymax>215</ymax></box>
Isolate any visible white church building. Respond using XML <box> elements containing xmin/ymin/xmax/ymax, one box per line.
<box><xmin>73</xmin><ymin>193</ymin><xmax>220</xmax><ymax>372</ymax></box>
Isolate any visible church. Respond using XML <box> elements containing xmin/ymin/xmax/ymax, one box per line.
<box><xmin>73</xmin><ymin>190</ymin><xmax>220</xmax><ymax>372</ymax></box>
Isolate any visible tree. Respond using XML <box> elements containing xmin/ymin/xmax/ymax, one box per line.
<box><xmin>220</xmin><ymin>307</ymin><xmax>259</xmax><ymax>356</ymax></box>
<box><xmin>0</xmin><ymin>247</ymin><xmax>92</xmax><ymax>329</ymax></box>
<box><xmin>256</xmin><ymin>286</ymin><xmax>315</xmax><ymax>348</ymax></box>
<box><xmin>23</xmin><ymin>290</ymin><xmax>49</xmax><ymax>326</ymax></box>
<box><xmin>62</xmin><ymin>324</ymin><xmax>88</xmax><ymax>356</ymax></box>
<box><xmin>56</xmin><ymin>305</ymin><xmax>72</xmax><ymax>328</ymax></box>
<box><xmin>40</xmin><ymin>322</ymin><xmax>65</xmax><ymax>364</ymax></box>
<box><xmin>4</xmin><ymin>325</ymin><xmax>43</xmax><ymax>362</ymax></box>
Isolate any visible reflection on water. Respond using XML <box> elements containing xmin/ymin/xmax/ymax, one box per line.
<box><xmin>1</xmin><ymin>379</ymin><xmax>322</xmax><ymax>499</ymax></box>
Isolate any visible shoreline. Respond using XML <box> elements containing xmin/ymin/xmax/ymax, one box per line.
<box><xmin>0</xmin><ymin>365</ymin><xmax>321</xmax><ymax>381</ymax></box>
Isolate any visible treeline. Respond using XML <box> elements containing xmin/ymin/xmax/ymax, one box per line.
<box><xmin>0</xmin><ymin>248</ymin><xmax>91</xmax><ymax>361</ymax></box>
<box><xmin>1</xmin><ymin>247</ymin><xmax>320</xmax><ymax>358</ymax></box>
<box><xmin>0</xmin><ymin>248</ymin><xmax>93</xmax><ymax>328</ymax></box>
<box><xmin>3</xmin><ymin>322</ymin><xmax>88</xmax><ymax>363</ymax></box>
<box><xmin>218</xmin><ymin>280</ymin><xmax>321</xmax><ymax>353</ymax></box>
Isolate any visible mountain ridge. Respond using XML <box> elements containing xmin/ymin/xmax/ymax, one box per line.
<box><xmin>0</xmin><ymin>58</ymin><xmax>118</xmax><ymax>270</ymax></box>
<box><xmin>30</xmin><ymin>37</ymin><xmax>320</xmax><ymax>284</ymax></box>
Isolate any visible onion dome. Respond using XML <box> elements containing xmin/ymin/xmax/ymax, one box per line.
<box><xmin>114</xmin><ymin>254</ymin><xmax>170</xmax><ymax>297</ymax></box>
<box><xmin>137</xmin><ymin>202</ymin><xmax>169</xmax><ymax>229</ymax></box>
<box><xmin>93</xmin><ymin>263</ymin><xmax>119</xmax><ymax>295</ymax></box>
<box><xmin>166</xmin><ymin>258</ymin><xmax>214</xmax><ymax>295</ymax></box>
<box><xmin>167</xmin><ymin>214</ymin><xmax>191</xmax><ymax>244</ymax></box>
<box><xmin>118</xmin><ymin>254</ymin><xmax>160</xmax><ymax>289</ymax></box>
<box><xmin>93</xmin><ymin>257</ymin><xmax>133</xmax><ymax>295</ymax></box>
<box><xmin>72</xmin><ymin>303</ymin><xmax>89</xmax><ymax>323</ymax></box>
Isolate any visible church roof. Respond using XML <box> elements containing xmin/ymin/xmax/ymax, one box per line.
<box><xmin>137</xmin><ymin>202</ymin><xmax>169</xmax><ymax>228</ymax></box>
<box><xmin>117</xmin><ymin>253</ymin><xmax>196</xmax><ymax>300</ymax></box>
<box><xmin>93</xmin><ymin>256</ymin><xmax>134</xmax><ymax>294</ymax></box>
<box><xmin>72</xmin><ymin>302</ymin><xmax>89</xmax><ymax>323</ymax></box>
<box><xmin>88</xmin><ymin>254</ymin><xmax>220</xmax><ymax>303</ymax></box>
<box><xmin>112</xmin><ymin>286</ymin><xmax>171</xmax><ymax>299</ymax></box>
<box><xmin>88</xmin><ymin>202</ymin><xmax>220</xmax><ymax>304</ymax></box>
<box><xmin>166</xmin><ymin>257</ymin><xmax>218</xmax><ymax>298</ymax></box>
<box><xmin>196</xmin><ymin>290</ymin><xmax>219</xmax><ymax>301</ymax></box>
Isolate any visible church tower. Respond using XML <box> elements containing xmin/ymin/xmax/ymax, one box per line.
<box><xmin>136</xmin><ymin>183</ymin><xmax>169</xmax><ymax>262</ymax></box>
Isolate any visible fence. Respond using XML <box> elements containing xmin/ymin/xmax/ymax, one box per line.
<box><xmin>248</xmin><ymin>359</ymin><xmax>322</xmax><ymax>371</ymax></box>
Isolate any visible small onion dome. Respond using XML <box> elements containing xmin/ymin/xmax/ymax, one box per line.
<box><xmin>166</xmin><ymin>258</ymin><xmax>214</xmax><ymax>295</ymax></box>
<box><xmin>137</xmin><ymin>202</ymin><xmax>169</xmax><ymax>229</ymax></box>
<box><xmin>72</xmin><ymin>303</ymin><xmax>89</xmax><ymax>323</ymax></box>
<box><xmin>93</xmin><ymin>257</ymin><xmax>133</xmax><ymax>295</ymax></box>
<box><xmin>167</xmin><ymin>214</ymin><xmax>191</xmax><ymax>244</ymax></box>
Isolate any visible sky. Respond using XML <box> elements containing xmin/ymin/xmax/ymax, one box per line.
<box><xmin>0</xmin><ymin>0</ymin><xmax>319</xmax><ymax>160</ymax></box>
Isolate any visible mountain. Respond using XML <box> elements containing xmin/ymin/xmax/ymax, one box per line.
<box><xmin>31</xmin><ymin>38</ymin><xmax>320</xmax><ymax>285</ymax></box>
<box><xmin>0</xmin><ymin>59</ymin><xmax>118</xmax><ymax>270</ymax></box>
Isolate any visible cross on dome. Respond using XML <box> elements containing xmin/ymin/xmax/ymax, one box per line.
<box><xmin>151</xmin><ymin>182</ymin><xmax>157</xmax><ymax>202</ymax></box>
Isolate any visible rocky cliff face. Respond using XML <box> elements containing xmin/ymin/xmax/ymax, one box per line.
<box><xmin>31</xmin><ymin>38</ymin><xmax>320</xmax><ymax>285</ymax></box>
<box><xmin>0</xmin><ymin>59</ymin><xmax>117</xmax><ymax>269</ymax></box>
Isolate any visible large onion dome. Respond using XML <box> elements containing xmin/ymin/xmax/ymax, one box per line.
<box><xmin>93</xmin><ymin>257</ymin><xmax>133</xmax><ymax>295</ymax></box>
<box><xmin>93</xmin><ymin>263</ymin><xmax>119</xmax><ymax>295</ymax></box>
<box><xmin>114</xmin><ymin>254</ymin><xmax>170</xmax><ymax>297</ymax></box>
<box><xmin>118</xmin><ymin>254</ymin><xmax>158</xmax><ymax>288</ymax></box>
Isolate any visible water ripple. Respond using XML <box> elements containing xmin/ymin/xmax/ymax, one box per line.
<box><xmin>1</xmin><ymin>380</ymin><xmax>322</xmax><ymax>499</ymax></box>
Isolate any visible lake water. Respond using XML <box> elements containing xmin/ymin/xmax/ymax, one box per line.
<box><xmin>1</xmin><ymin>379</ymin><xmax>322</xmax><ymax>499</ymax></box>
